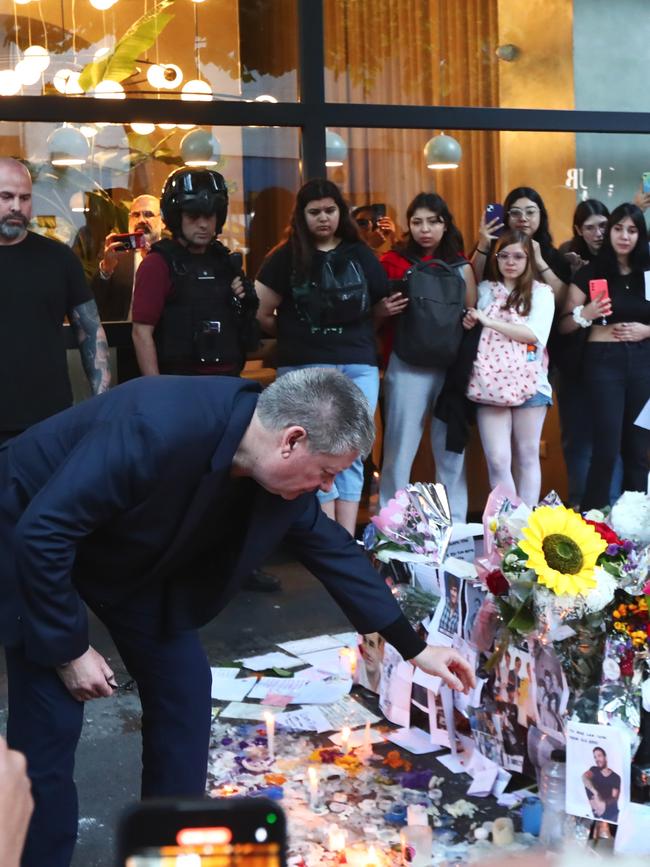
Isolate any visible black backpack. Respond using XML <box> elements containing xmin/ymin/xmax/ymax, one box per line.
<box><xmin>392</xmin><ymin>257</ymin><xmax>466</xmax><ymax>368</ymax></box>
<box><xmin>292</xmin><ymin>247</ymin><xmax>370</xmax><ymax>329</ymax></box>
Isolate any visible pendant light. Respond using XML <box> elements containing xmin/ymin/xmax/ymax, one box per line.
<box><xmin>423</xmin><ymin>133</ymin><xmax>462</xmax><ymax>170</ymax></box>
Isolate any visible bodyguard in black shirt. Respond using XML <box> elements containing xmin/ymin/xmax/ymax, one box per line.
<box><xmin>0</xmin><ymin>158</ymin><xmax>110</xmax><ymax>443</ymax></box>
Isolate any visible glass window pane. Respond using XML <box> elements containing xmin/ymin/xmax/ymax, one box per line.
<box><xmin>2</xmin><ymin>0</ymin><xmax>297</xmax><ymax>102</ymax></box>
<box><xmin>0</xmin><ymin>120</ymin><xmax>300</xmax><ymax>317</ymax></box>
<box><xmin>324</xmin><ymin>0</ymin><xmax>647</xmax><ymax>112</ymax></box>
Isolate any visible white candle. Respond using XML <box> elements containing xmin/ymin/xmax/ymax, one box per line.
<box><xmin>307</xmin><ymin>765</ymin><xmax>319</xmax><ymax>807</ymax></box>
<box><xmin>327</xmin><ymin>825</ymin><xmax>347</xmax><ymax>852</ymax></box>
<box><xmin>264</xmin><ymin>711</ymin><xmax>275</xmax><ymax>762</ymax></box>
<box><xmin>340</xmin><ymin>725</ymin><xmax>351</xmax><ymax>754</ymax></box>
<box><xmin>362</xmin><ymin>721</ymin><xmax>371</xmax><ymax>753</ymax></box>
<box><xmin>492</xmin><ymin>816</ymin><xmax>514</xmax><ymax>846</ymax></box>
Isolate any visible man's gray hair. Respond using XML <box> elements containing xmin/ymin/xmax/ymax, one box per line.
<box><xmin>257</xmin><ymin>368</ymin><xmax>375</xmax><ymax>457</ymax></box>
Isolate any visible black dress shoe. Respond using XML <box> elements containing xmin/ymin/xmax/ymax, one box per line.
<box><xmin>243</xmin><ymin>569</ymin><xmax>282</xmax><ymax>592</ymax></box>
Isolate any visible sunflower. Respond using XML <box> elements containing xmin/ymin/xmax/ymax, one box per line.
<box><xmin>519</xmin><ymin>505</ymin><xmax>608</xmax><ymax>596</ymax></box>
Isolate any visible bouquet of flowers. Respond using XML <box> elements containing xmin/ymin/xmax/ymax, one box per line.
<box><xmin>481</xmin><ymin>492</ymin><xmax>650</xmax><ymax>699</ymax></box>
<box><xmin>363</xmin><ymin>482</ymin><xmax>452</xmax><ymax>565</ymax></box>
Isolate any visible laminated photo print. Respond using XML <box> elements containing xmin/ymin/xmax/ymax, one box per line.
<box><xmin>566</xmin><ymin>721</ymin><xmax>632</xmax><ymax>825</ymax></box>
<box><xmin>468</xmin><ymin>698</ymin><xmax>526</xmax><ymax>773</ymax></box>
<box><xmin>492</xmin><ymin>644</ymin><xmax>536</xmax><ymax>727</ymax></box>
<box><xmin>429</xmin><ymin>572</ymin><xmax>462</xmax><ymax>642</ymax></box>
<box><xmin>462</xmin><ymin>581</ymin><xmax>486</xmax><ymax>645</ymax></box>
<box><xmin>428</xmin><ymin>687</ymin><xmax>457</xmax><ymax>749</ymax></box>
<box><xmin>532</xmin><ymin>642</ymin><xmax>569</xmax><ymax>738</ymax></box>
<box><xmin>354</xmin><ymin>632</ymin><xmax>385</xmax><ymax>694</ymax></box>
<box><xmin>378</xmin><ymin>642</ymin><xmax>413</xmax><ymax>727</ymax></box>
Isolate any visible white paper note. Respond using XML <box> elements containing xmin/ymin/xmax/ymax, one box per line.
<box><xmin>296</xmin><ymin>647</ymin><xmax>346</xmax><ymax>674</ymax></box>
<box><xmin>315</xmin><ymin>696</ymin><xmax>381</xmax><ymax>731</ymax></box>
<box><xmin>236</xmin><ymin>652</ymin><xmax>304</xmax><ymax>671</ymax></box>
<box><xmin>219</xmin><ymin>702</ymin><xmax>269</xmax><ymax>721</ymax></box>
<box><xmin>247</xmin><ymin>677</ymin><xmax>312</xmax><ymax>701</ymax></box>
<box><xmin>293</xmin><ymin>678</ymin><xmax>352</xmax><ymax>705</ymax></box>
<box><xmin>210</xmin><ymin>667</ymin><xmax>240</xmax><ymax>679</ymax></box>
<box><xmin>329</xmin><ymin>727</ymin><xmax>384</xmax><ymax>747</ymax></box>
<box><xmin>210</xmin><ymin>677</ymin><xmax>255</xmax><ymax>702</ymax></box>
<box><xmin>277</xmin><ymin>635</ymin><xmax>342</xmax><ymax>656</ymax></box>
<box><xmin>275</xmin><ymin>707</ymin><xmax>332</xmax><ymax>733</ymax></box>
<box><xmin>386</xmin><ymin>727</ymin><xmax>443</xmax><ymax>755</ymax></box>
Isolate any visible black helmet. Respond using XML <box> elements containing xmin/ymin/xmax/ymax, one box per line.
<box><xmin>160</xmin><ymin>168</ymin><xmax>229</xmax><ymax>235</ymax></box>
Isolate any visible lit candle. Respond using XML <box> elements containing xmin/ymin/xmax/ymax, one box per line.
<box><xmin>340</xmin><ymin>725</ymin><xmax>351</xmax><ymax>754</ymax></box>
<box><xmin>339</xmin><ymin>646</ymin><xmax>357</xmax><ymax>678</ymax></box>
<box><xmin>264</xmin><ymin>711</ymin><xmax>275</xmax><ymax>762</ymax></box>
<box><xmin>366</xmin><ymin>845</ymin><xmax>380</xmax><ymax>867</ymax></box>
<box><xmin>327</xmin><ymin>825</ymin><xmax>347</xmax><ymax>852</ymax></box>
<box><xmin>307</xmin><ymin>765</ymin><xmax>319</xmax><ymax>808</ymax></box>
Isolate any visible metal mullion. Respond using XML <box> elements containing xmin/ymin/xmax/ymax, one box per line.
<box><xmin>297</xmin><ymin>0</ymin><xmax>326</xmax><ymax>178</ymax></box>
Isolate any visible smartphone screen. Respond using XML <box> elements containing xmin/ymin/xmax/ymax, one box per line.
<box><xmin>589</xmin><ymin>278</ymin><xmax>609</xmax><ymax>301</ymax></box>
<box><xmin>642</xmin><ymin>172</ymin><xmax>650</xmax><ymax>195</ymax></box>
<box><xmin>119</xmin><ymin>798</ymin><xmax>286</xmax><ymax>866</ymax></box>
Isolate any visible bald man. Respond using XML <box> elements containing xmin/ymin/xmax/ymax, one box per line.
<box><xmin>0</xmin><ymin>157</ymin><xmax>110</xmax><ymax>444</ymax></box>
<box><xmin>92</xmin><ymin>193</ymin><xmax>163</xmax><ymax>321</ymax></box>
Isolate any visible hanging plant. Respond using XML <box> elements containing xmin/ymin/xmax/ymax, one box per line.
<box><xmin>78</xmin><ymin>0</ymin><xmax>175</xmax><ymax>93</ymax></box>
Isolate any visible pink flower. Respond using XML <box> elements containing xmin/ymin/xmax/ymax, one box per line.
<box><xmin>371</xmin><ymin>497</ymin><xmax>405</xmax><ymax>533</ymax></box>
<box><xmin>643</xmin><ymin>579</ymin><xmax>650</xmax><ymax>595</ymax></box>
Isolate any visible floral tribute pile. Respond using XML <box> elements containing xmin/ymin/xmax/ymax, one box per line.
<box><xmin>478</xmin><ymin>486</ymin><xmax>650</xmax><ymax>729</ymax></box>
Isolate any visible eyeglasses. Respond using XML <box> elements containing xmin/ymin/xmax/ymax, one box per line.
<box><xmin>508</xmin><ymin>207</ymin><xmax>539</xmax><ymax>219</ymax></box>
<box><xmin>129</xmin><ymin>210</ymin><xmax>159</xmax><ymax>219</ymax></box>
<box><xmin>496</xmin><ymin>252</ymin><xmax>528</xmax><ymax>262</ymax></box>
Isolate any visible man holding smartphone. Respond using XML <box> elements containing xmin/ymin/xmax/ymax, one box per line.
<box><xmin>92</xmin><ymin>194</ymin><xmax>163</xmax><ymax>321</ymax></box>
<box><xmin>0</xmin><ymin>367</ymin><xmax>475</xmax><ymax>867</ymax></box>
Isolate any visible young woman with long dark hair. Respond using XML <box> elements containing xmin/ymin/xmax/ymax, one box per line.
<box><xmin>464</xmin><ymin>231</ymin><xmax>554</xmax><ymax>505</ymax></box>
<box><xmin>378</xmin><ymin>192</ymin><xmax>476</xmax><ymax>522</ymax></box>
<box><xmin>255</xmin><ymin>178</ymin><xmax>388</xmax><ymax>534</ymax></box>
<box><xmin>559</xmin><ymin>203</ymin><xmax>650</xmax><ymax>509</ymax></box>
<box><xmin>559</xmin><ymin>199</ymin><xmax>610</xmax><ymax>275</ymax></box>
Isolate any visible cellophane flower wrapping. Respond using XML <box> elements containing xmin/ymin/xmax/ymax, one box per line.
<box><xmin>364</xmin><ymin>482</ymin><xmax>452</xmax><ymax>565</ymax></box>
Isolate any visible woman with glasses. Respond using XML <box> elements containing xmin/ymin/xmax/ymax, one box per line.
<box><xmin>557</xmin><ymin>199</ymin><xmax>614</xmax><ymax>506</ymax></box>
<box><xmin>464</xmin><ymin>231</ymin><xmax>554</xmax><ymax>505</ymax></box>
<box><xmin>559</xmin><ymin>203</ymin><xmax>650</xmax><ymax>509</ymax></box>
<box><xmin>378</xmin><ymin>192</ymin><xmax>476</xmax><ymax>522</ymax></box>
<box><xmin>559</xmin><ymin>199</ymin><xmax>610</xmax><ymax>276</ymax></box>
<box><xmin>255</xmin><ymin>178</ymin><xmax>388</xmax><ymax>535</ymax></box>
<box><xmin>472</xmin><ymin>187</ymin><xmax>570</xmax><ymax>304</ymax></box>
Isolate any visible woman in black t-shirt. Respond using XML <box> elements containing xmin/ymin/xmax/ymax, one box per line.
<box><xmin>559</xmin><ymin>203</ymin><xmax>650</xmax><ymax>509</ymax></box>
<box><xmin>255</xmin><ymin>178</ymin><xmax>388</xmax><ymax>535</ymax></box>
<box><xmin>558</xmin><ymin>199</ymin><xmax>610</xmax><ymax>277</ymax></box>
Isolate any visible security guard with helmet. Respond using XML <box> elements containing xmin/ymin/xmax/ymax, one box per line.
<box><xmin>132</xmin><ymin>169</ymin><xmax>280</xmax><ymax>591</ymax></box>
<box><xmin>131</xmin><ymin>167</ymin><xmax>259</xmax><ymax>378</ymax></box>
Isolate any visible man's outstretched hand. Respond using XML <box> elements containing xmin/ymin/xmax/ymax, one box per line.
<box><xmin>56</xmin><ymin>646</ymin><xmax>115</xmax><ymax>702</ymax></box>
<box><xmin>411</xmin><ymin>645</ymin><xmax>476</xmax><ymax>693</ymax></box>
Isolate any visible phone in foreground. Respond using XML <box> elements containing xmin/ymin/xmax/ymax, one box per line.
<box><xmin>642</xmin><ymin>172</ymin><xmax>650</xmax><ymax>196</ymax></box>
<box><xmin>113</xmin><ymin>231</ymin><xmax>146</xmax><ymax>252</ymax></box>
<box><xmin>371</xmin><ymin>203</ymin><xmax>387</xmax><ymax>224</ymax></box>
<box><xmin>483</xmin><ymin>202</ymin><xmax>505</xmax><ymax>235</ymax></box>
<box><xmin>118</xmin><ymin>797</ymin><xmax>287</xmax><ymax>866</ymax></box>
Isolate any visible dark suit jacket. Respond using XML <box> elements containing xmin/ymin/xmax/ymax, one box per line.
<box><xmin>0</xmin><ymin>377</ymin><xmax>419</xmax><ymax>667</ymax></box>
<box><xmin>91</xmin><ymin>253</ymin><xmax>135</xmax><ymax>321</ymax></box>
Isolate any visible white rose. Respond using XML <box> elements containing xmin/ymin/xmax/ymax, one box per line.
<box><xmin>610</xmin><ymin>491</ymin><xmax>650</xmax><ymax>544</ymax></box>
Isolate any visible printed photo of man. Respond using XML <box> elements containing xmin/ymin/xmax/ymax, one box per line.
<box><xmin>582</xmin><ymin>747</ymin><xmax>621</xmax><ymax>822</ymax></box>
<box><xmin>438</xmin><ymin>575</ymin><xmax>460</xmax><ymax>637</ymax></box>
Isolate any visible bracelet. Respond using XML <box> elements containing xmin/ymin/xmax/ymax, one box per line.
<box><xmin>98</xmin><ymin>263</ymin><xmax>111</xmax><ymax>280</ymax></box>
<box><xmin>540</xmin><ymin>266</ymin><xmax>551</xmax><ymax>274</ymax></box>
<box><xmin>572</xmin><ymin>304</ymin><xmax>592</xmax><ymax>328</ymax></box>
<box><xmin>476</xmin><ymin>247</ymin><xmax>489</xmax><ymax>256</ymax></box>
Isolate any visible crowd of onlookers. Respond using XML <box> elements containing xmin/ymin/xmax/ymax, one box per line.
<box><xmin>247</xmin><ymin>179</ymin><xmax>650</xmax><ymax>531</ymax></box>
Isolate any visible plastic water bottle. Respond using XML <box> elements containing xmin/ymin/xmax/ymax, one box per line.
<box><xmin>539</xmin><ymin>749</ymin><xmax>567</xmax><ymax>851</ymax></box>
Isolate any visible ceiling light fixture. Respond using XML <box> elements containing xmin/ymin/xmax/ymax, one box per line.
<box><xmin>47</xmin><ymin>125</ymin><xmax>90</xmax><ymax>166</ymax></box>
<box><xmin>325</xmin><ymin>129</ymin><xmax>347</xmax><ymax>168</ymax></box>
<box><xmin>423</xmin><ymin>132</ymin><xmax>462</xmax><ymax>170</ymax></box>
<box><xmin>180</xmin><ymin>128</ymin><xmax>220</xmax><ymax>167</ymax></box>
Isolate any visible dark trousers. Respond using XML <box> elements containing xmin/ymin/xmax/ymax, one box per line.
<box><xmin>5</xmin><ymin>620</ymin><xmax>212</xmax><ymax>867</ymax></box>
<box><xmin>582</xmin><ymin>340</ymin><xmax>650</xmax><ymax>510</ymax></box>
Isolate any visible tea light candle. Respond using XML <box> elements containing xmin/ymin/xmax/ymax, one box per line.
<box><xmin>340</xmin><ymin>725</ymin><xmax>351</xmax><ymax>754</ymax></box>
<box><xmin>307</xmin><ymin>765</ymin><xmax>319</xmax><ymax>807</ymax></box>
<box><xmin>361</xmin><ymin>721</ymin><xmax>372</xmax><ymax>754</ymax></box>
<box><xmin>327</xmin><ymin>825</ymin><xmax>347</xmax><ymax>852</ymax></box>
<box><xmin>492</xmin><ymin>816</ymin><xmax>514</xmax><ymax>846</ymax></box>
<box><xmin>339</xmin><ymin>646</ymin><xmax>357</xmax><ymax>678</ymax></box>
<box><xmin>264</xmin><ymin>711</ymin><xmax>275</xmax><ymax>762</ymax></box>
<box><xmin>345</xmin><ymin>843</ymin><xmax>384</xmax><ymax>867</ymax></box>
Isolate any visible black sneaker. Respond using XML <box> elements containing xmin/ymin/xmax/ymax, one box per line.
<box><xmin>243</xmin><ymin>569</ymin><xmax>282</xmax><ymax>592</ymax></box>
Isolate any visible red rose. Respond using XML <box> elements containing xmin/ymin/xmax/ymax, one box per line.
<box><xmin>486</xmin><ymin>569</ymin><xmax>509</xmax><ymax>596</ymax></box>
<box><xmin>584</xmin><ymin>520</ymin><xmax>623</xmax><ymax>546</ymax></box>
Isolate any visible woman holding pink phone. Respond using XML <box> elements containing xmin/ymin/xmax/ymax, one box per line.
<box><xmin>559</xmin><ymin>203</ymin><xmax>650</xmax><ymax>509</ymax></box>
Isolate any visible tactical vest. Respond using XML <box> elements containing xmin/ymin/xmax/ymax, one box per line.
<box><xmin>151</xmin><ymin>239</ymin><xmax>245</xmax><ymax>374</ymax></box>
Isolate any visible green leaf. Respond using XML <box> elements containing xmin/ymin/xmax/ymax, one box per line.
<box><xmin>271</xmin><ymin>668</ymin><xmax>293</xmax><ymax>677</ymax></box>
<box><xmin>507</xmin><ymin>598</ymin><xmax>536</xmax><ymax>634</ymax></box>
<box><xmin>79</xmin><ymin>0</ymin><xmax>176</xmax><ymax>92</ymax></box>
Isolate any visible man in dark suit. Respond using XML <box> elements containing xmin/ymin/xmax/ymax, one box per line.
<box><xmin>0</xmin><ymin>367</ymin><xmax>474</xmax><ymax>867</ymax></box>
<box><xmin>91</xmin><ymin>194</ymin><xmax>163</xmax><ymax>321</ymax></box>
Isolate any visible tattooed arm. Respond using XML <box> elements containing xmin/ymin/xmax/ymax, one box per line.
<box><xmin>70</xmin><ymin>300</ymin><xmax>111</xmax><ymax>395</ymax></box>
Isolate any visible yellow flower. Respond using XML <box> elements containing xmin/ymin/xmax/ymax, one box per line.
<box><xmin>519</xmin><ymin>506</ymin><xmax>607</xmax><ymax>596</ymax></box>
<box><xmin>614</xmin><ymin>622</ymin><xmax>626</xmax><ymax>632</ymax></box>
